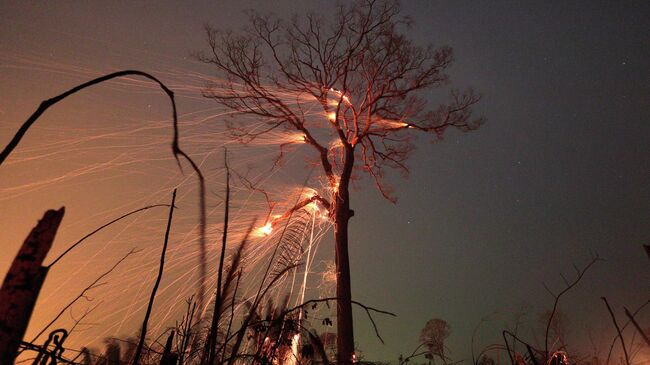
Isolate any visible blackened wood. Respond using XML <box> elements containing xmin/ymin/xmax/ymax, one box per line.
<box><xmin>160</xmin><ymin>330</ymin><xmax>178</xmax><ymax>365</ymax></box>
<box><xmin>132</xmin><ymin>190</ymin><xmax>176</xmax><ymax>365</ymax></box>
<box><xmin>0</xmin><ymin>208</ymin><xmax>64</xmax><ymax>364</ymax></box>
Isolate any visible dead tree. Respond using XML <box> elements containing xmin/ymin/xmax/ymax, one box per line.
<box><xmin>0</xmin><ymin>208</ymin><xmax>65</xmax><ymax>364</ymax></box>
<box><xmin>198</xmin><ymin>1</ymin><xmax>482</xmax><ymax>362</ymax></box>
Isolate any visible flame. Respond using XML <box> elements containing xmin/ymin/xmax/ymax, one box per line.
<box><xmin>319</xmin><ymin>209</ymin><xmax>330</xmax><ymax>220</ymax></box>
<box><xmin>255</xmin><ymin>222</ymin><xmax>273</xmax><ymax>237</ymax></box>
<box><xmin>331</xmin><ymin>179</ymin><xmax>339</xmax><ymax>192</ymax></box>
<box><xmin>303</xmin><ymin>188</ymin><xmax>318</xmax><ymax>199</ymax></box>
<box><xmin>290</xmin><ymin>133</ymin><xmax>307</xmax><ymax>143</ymax></box>
<box><xmin>307</xmin><ymin>201</ymin><xmax>319</xmax><ymax>211</ymax></box>
<box><xmin>327</xmin><ymin>112</ymin><xmax>337</xmax><ymax>122</ymax></box>
<box><xmin>286</xmin><ymin>333</ymin><xmax>300</xmax><ymax>365</ymax></box>
<box><xmin>329</xmin><ymin>87</ymin><xmax>351</xmax><ymax>104</ymax></box>
<box><xmin>330</xmin><ymin>139</ymin><xmax>344</xmax><ymax>148</ymax></box>
<box><xmin>373</xmin><ymin>118</ymin><xmax>413</xmax><ymax>129</ymax></box>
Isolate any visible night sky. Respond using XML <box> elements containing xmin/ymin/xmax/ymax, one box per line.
<box><xmin>1</xmin><ymin>1</ymin><xmax>649</xmax><ymax>363</ymax></box>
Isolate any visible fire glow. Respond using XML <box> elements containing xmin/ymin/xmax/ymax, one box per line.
<box><xmin>256</xmin><ymin>222</ymin><xmax>274</xmax><ymax>237</ymax></box>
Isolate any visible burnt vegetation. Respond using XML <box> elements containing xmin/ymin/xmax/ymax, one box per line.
<box><xmin>0</xmin><ymin>1</ymin><xmax>648</xmax><ymax>365</ymax></box>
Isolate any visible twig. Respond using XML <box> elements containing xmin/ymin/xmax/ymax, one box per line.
<box><xmin>0</xmin><ymin>71</ymin><xmax>169</xmax><ymax>166</ymax></box>
<box><xmin>624</xmin><ymin>307</ymin><xmax>650</xmax><ymax>348</ymax></box>
<box><xmin>226</xmin><ymin>260</ymin><xmax>297</xmax><ymax>365</ymax></box>
<box><xmin>544</xmin><ymin>254</ymin><xmax>600</xmax><ymax>358</ymax></box>
<box><xmin>284</xmin><ymin>297</ymin><xmax>396</xmax><ymax>344</ymax></box>
<box><xmin>0</xmin><ymin>69</ymin><xmax>208</xmax><ymax>320</ymax></box>
<box><xmin>606</xmin><ymin>299</ymin><xmax>650</xmax><ymax>365</ymax></box>
<box><xmin>220</xmin><ymin>270</ymin><xmax>241</xmax><ymax>365</ymax></box>
<box><xmin>503</xmin><ymin>330</ymin><xmax>540</xmax><ymax>365</ymax></box>
<box><xmin>398</xmin><ymin>342</ymin><xmax>427</xmax><ymax>365</ymax></box>
<box><xmin>471</xmin><ymin>313</ymin><xmax>499</xmax><ymax>365</ymax></box>
<box><xmin>28</xmin><ymin>249</ymin><xmax>138</xmax><ymax>344</ymax></box>
<box><xmin>47</xmin><ymin>205</ymin><xmax>169</xmax><ymax>268</ymax></box>
<box><xmin>602</xmin><ymin>297</ymin><xmax>630</xmax><ymax>365</ymax></box>
<box><xmin>204</xmin><ymin>149</ymin><xmax>230</xmax><ymax>365</ymax></box>
<box><xmin>225</xmin><ymin>176</ymin><xmax>315</xmax><ymax>364</ymax></box>
<box><xmin>68</xmin><ymin>302</ymin><xmax>101</xmax><ymax>336</ymax></box>
<box><xmin>177</xmin><ymin>297</ymin><xmax>197</xmax><ymax>365</ymax></box>
<box><xmin>132</xmin><ymin>189</ymin><xmax>177</xmax><ymax>365</ymax></box>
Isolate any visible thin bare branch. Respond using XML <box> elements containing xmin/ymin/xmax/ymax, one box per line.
<box><xmin>624</xmin><ymin>306</ymin><xmax>650</xmax><ymax>348</ymax></box>
<box><xmin>29</xmin><ymin>249</ymin><xmax>139</xmax><ymax>345</ymax></box>
<box><xmin>544</xmin><ymin>254</ymin><xmax>600</xmax><ymax>359</ymax></box>
<box><xmin>283</xmin><ymin>297</ymin><xmax>396</xmax><ymax>344</ymax></box>
<box><xmin>602</xmin><ymin>297</ymin><xmax>630</xmax><ymax>365</ymax></box>
<box><xmin>133</xmin><ymin>189</ymin><xmax>177</xmax><ymax>365</ymax></box>
<box><xmin>47</xmin><ymin>204</ymin><xmax>170</xmax><ymax>268</ymax></box>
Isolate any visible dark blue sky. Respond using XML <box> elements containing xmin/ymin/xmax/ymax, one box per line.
<box><xmin>1</xmin><ymin>1</ymin><xmax>649</xmax><ymax>363</ymax></box>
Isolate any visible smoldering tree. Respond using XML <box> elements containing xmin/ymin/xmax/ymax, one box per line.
<box><xmin>197</xmin><ymin>0</ymin><xmax>482</xmax><ymax>362</ymax></box>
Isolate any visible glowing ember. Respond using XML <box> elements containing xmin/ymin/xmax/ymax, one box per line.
<box><xmin>307</xmin><ymin>201</ymin><xmax>319</xmax><ymax>211</ymax></box>
<box><xmin>329</xmin><ymin>87</ymin><xmax>351</xmax><ymax>104</ymax></box>
<box><xmin>288</xmin><ymin>333</ymin><xmax>300</xmax><ymax>365</ymax></box>
<box><xmin>331</xmin><ymin>179</ymin><xmax>339</xmax><ymax>192</ymax></box>
<box><xmin>256</xmin><ymin>222</ymin><xmax>273</xmax><ymax>236</ymax></box>
<box><xmin>304</xmin><ymin>188</ymin><xmax>319</xmax><ymax>199</ymax></box>
<box><xmin>290</xmin><ymin>133</ymin><xmax>307</xmax><ymax>143</ymax></box>
<box><xmin>376</xmin><ymin>118</ymin><xmax>411</xmax><ymax>129</ymax></box>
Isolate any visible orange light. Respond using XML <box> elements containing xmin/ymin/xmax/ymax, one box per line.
<box><xmin>290</xmin><ymin>133</ymin><xmax>307</xmax><ymax>143</ymax></box>
<box><xmin>327</xmin><ymin>112</ymin><xmax>337</xmax><ymax>122</ymax></box>
<box><xmin>256</xmin><ymin>222</ymin><xmax>273</xmax><ymax>236</ymax></box>
<box><xmin>320</xmin><ymin>210</ymin><xmax>329</xmax><ymax>219</ymax></box>
<box><xmin>330</xmin><ymin>139</ymin><xmax>344</xmax><ymax>148</ymax></box>
<box><xmin>307</xmin><ymin>201</ymin><xmax>319</xmax><ymax>211</ymax></box>
<box><xmin>331</xmin><ymin>180</ymin><xmax>339</xmax><ymax>192</ymax></box>
<box><xmin>329</xmin><ymin>87</ymin><xmax>350</xmax><ymax>104</ymax></box>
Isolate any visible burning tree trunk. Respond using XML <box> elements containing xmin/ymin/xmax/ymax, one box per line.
<box><xmin>0</xmin><ymin>207</ymin><xmax>65</xmax><ymax>364</ymax></box>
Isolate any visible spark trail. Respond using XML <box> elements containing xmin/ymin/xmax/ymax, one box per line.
<box><xmin>1</xmin><ymin>52</ymin><xmax>339</xmax><ymax>357</ymax></box>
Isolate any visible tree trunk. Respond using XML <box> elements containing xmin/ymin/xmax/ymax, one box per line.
<box><xmin>334</xmin><ymin>207</ymin><xmax>354</xmax><ymax>365</ymax></box>
<box><xmin>335</xmin><ymin>146</ymin><xmax>355</xmax><ymax>365</ymax></box>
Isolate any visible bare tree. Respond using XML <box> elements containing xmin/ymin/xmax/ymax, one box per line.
<box><xmin>420</xmin><ymin>318</ymin><xmax>451</xmax><ymax>365</ymax></box>
<box><xmin>198</xmin><ymin>1</ymin><xmax>482</xmax><ymax>362</ymax></box>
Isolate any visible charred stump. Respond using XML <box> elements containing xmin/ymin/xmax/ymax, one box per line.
<box><xmin>0</xmin><ymin>208</ymin><xmax>64</xmax><ymax>364</ymax></box>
